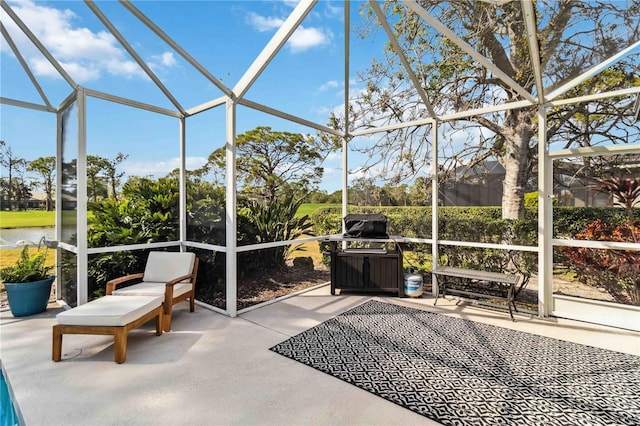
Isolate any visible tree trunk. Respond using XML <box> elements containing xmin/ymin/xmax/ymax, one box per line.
<box><xmin>500</xmin><ymin>112</ymin><xmax>534</xmax><ymax>220</ymax></box>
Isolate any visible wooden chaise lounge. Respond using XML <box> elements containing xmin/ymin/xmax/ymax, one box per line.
<box><xmin>52</xmin><ymin>295</ymin><xmax>163</xmax><ymax>364</ymax></box>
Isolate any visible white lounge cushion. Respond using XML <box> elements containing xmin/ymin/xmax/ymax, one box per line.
<box><xmin>143</xmin><ymin>252</ymin><xmax>195</xmax><ymax>283</ymax></box>
<box><xmin>56</xmin><ymin>295</ymin><xmax>163</xmax><ymax>327</ymax></box>
<box><xmin>112</xmin><ymin>282</ymin><xmax>193</xmax><ymax>298</ymax></box>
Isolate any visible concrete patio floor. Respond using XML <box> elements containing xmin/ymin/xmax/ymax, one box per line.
<box><xmin>1</xmin><ymin>284</ymin><xmax>639</xmax><ymax>426</ymax></box>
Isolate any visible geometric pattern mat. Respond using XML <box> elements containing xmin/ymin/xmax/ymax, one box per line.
<box><xmin>270</xmin><ymin>300</ymin><xmax>640</xmax><ymax>425</ymax></box>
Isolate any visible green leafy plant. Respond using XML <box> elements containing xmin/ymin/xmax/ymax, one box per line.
<box><xmin>238</xmin><ymin>193</ymin><xmax>315</xmax><ymax>271</ymax></box>
<box><xmin>0</xmin><ymin>245</ymin><xmax>54</xmax><ymax>283</ymax></box>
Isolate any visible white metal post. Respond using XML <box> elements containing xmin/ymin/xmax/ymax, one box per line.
<box><xmin>76</xmin><ymin>88</ymin><xmax>88</xmax><ymax>305</ymax></box>
<box><xmin>179</xmin><ymin>117</ymin><xmax>187</xmax><ymax>247</ymax></box>
<box><xmin>538</xmin><ymin>105</ymin><xmax>552</xmax><ymax>316</ymax></box>
<box><xmin>341</xmin><ymin>0</ymin><xmax>350</xmax><ymax>241</ymax></box>
<box><xmin>55</xmin><ymin>109</ymin><xmax>63</xmax><ymax>300</ymax></box>
<box><xmin>225</xmin><ymin>98</ymin><xmax>237</xmax><ymax>317</ymax></box>
<box><xmin>431</xmin><ymin>121</ymin><xmax>439</xmax><ymax>296</ymax></box>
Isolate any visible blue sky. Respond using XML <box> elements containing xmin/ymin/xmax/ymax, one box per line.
<box><xmin>3</xmin><ymin>1</ymin><xmax>637</xmax><ymax>194</ymax></box>
<box><xmin>1</xmin><ymin>0</ymin><xmax>386</xmax><ymax>192</ymax></box>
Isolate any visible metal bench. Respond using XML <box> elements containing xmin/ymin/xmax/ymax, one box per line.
<box><xmin>432</xmin><ymin>266</ymin><xmax>522</xmax><ymax>320</ymax></box>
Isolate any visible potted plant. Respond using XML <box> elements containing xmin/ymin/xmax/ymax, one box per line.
<box><xmin>1</xmin><ymin>241</ymin><xmax>55</xmax><ymax>317</ymax></box>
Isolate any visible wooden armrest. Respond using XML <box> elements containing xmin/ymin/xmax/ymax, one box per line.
<box><xmin>106</xmin><ymin>273</ymin><xmax>144</xmax><ymax>294</ymax></box>
<box><xmin>165</xmin><ymin>273</ymin><xmax>194</xmax><ymax>287</ymax></box>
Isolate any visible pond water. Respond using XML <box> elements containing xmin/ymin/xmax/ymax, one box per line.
<box><xmin>0</xmin><ymin>227</ymin><xmax>55</xmax><ymax>249</ymax></box>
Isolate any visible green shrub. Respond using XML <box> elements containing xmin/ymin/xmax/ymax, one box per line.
<box><xmin>562</xmin><ymin>219</ymin><xmax>640</xmax><ymax>305</ymax></box>
<box><xmin>524</xmin><ymin>191</ymin><xmax>538</xmax><ymax>210</ymax></box>
<box><xmin>238</xmin><ymin>194</ymin><xmax>314</xmax><ymax>273</ymax></box>
<box><xmin>310</xmin><ymin>206</ymin><xmax>537</xmax><ymax>289</ymax></box>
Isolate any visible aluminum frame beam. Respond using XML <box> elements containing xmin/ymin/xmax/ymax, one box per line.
<box><xmin>546</xmin><ymin>40</ymin><xmax>640</xmax><ymax>101</ymax></box>
<box><xmin>0</xmin><ymin>97</ymin><xmax>53</xmax><ymax>113</ymax></box>
<box><xmin>119</xmin><ymin>0</ymin><xmax>234</xmax><ymax>100</ymax></box>
<box><xmin>0</xmin><ymin>21</ymin><xmax>52</xmax><ymax>109</ymax></box>
<box><xmin>233</xmin><ymin>0</ymin><xmax>317</xmax><ymax>101</ymax></box>
<box><xmin>1</xmin><ymin>0</ymin><xmax>76</xmax><ymax>89</ymax></box>
<box><xmin>238</xmin><ymin>98</ymin><xmax>342</xmax><ymax>136</ymax></box>
<box><xmin>83</xmin><ymin>88</ymin><xmax>182</xmax><ymax>118</ymax></box>
<box><xmin>402</xmin><ymin>0</ymin><xmax>536</xmax><ymax>104</ymax></box>
<box><xmin>521</xmin><ymin>0</ymin><xmax>544</xmax><ymax>104</ymax></box>
<box><xmin>85</xmin><ymin>0</ymin><xmax>186</xmax><ymax>115</ymax></box>
<box><xmin>370</xmin><ymin>0</ymin><xmax>436</xmax><ymax>118</ymax></box>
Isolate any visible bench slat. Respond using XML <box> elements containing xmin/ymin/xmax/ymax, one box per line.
<box><xmin>433</xmin><ymin>266</ymin><xmax>520</xmax><ymax>285</ymax></box>
<box><xmin>432</xmin><ymin>265</ymin><xmax>520</xmax><ymax>321</ymax></box>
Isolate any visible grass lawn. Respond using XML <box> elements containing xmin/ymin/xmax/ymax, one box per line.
<box><xmin>0</xmin><ymin>247</ymin><xmax>56</xmax><ymax>270</ymax></box>
<box><xmin>0</xmin><ymin>211</ymin><xmax>55</xmax><ymax>228</ymax></box>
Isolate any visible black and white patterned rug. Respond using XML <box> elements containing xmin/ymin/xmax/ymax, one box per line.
<box><xmin>270</xmin><ymin>300</ymin><xmax>640</xmax><ymax>425</ymax></box>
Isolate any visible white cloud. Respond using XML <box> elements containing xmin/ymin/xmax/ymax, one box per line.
<box><xmin>323</xmin><ymin>3</ymin><xmax>343</xmax><ymax>19</ymax></box>
<box><xmin>246</xmin><ymin>10</ymin><xmax>332</xmax><ymax>53</ymax></box>
<box><xmin>1</xmin><ymin>0</ymin><xmax>172</xmax><ymax>83</ymax></box>
<box><xmin>160</xmin><ymin>52</ymin><xmax>177</xmax><ymax>67</ymax></box>
<box><xmin>326</xmin><ymin>152</ymin><xmax>341</xmax><ymax>162</ymax></box>
<box><xmin>247</xmin><ymin>12</ymin><xmax>284</xmax><ymax>32</ymax></box>
<box><xmin>318</xmin><ymin>80</ymin><xmax>339</xmax><ymax>91</ymax></box>
<box><xmin>289</xmin><ymin>26</ymin><xmax>332</xmax><ymax>53</ymax></box>
<box><xmin>282</xmin><ymin>0</ymin><xmax>301</xmax><ymax>8</ymax></box>
<box><xmin>148</xmin><ymin>51</ymin><xmax>178</xmax><ymax>73</ymax></box>
<box><xmin>121</xmin><ymin>156</ymin><xmax>208</xmax><ymax>178</ymax></box>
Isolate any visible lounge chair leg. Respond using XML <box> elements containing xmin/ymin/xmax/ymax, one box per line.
<box><xmin>52</xmin><ymin>325</ymin><xmax>63</xmax><ymax>362</ymax></box>
<box><xmin>190</xmin><ymin>297</ymin><xmax>195</xmax><ymax>312</ymax></box>
<box><xmin>113</xmin><ymin>328</ymin><xmax>127</xmax><ymax>364</ymax></box>
<box><xmin>156</xmin><ymin>312</ymin><xmax>163</xmax><ymax>336</ymax></box>
<box><xmin>163</xmin><ymin>313</ymin><xmax>172</xmax><ymax>333</ymax></box>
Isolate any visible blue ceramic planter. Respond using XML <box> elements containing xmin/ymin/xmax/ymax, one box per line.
<box><xmin>4</xmin><ymin>277</ymin><xmax>55</xmax><ymax>317</ymax></box>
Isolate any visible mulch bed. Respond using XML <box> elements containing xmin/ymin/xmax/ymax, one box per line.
<box><xmin>201</xmin><ymin>266</ymin><xmax>331</xmax><ymax>311</ymax></box>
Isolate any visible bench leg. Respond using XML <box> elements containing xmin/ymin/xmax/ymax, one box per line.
<box><xmin>113</xmin><ymin>328</ymin><xmax>127</xmax><ymax>364</ymax></box>
<box><xmin>52</xmin><ymin>325</ymin><xmax>63</xmax><ymax>362</ymax></box>
<box><xmin>433</xmin><ymin>279</ymin><xmax>445</xmax><ymax>306</ymax></box>
<box><xmin>508</xmin><ymin>284</ymin><xmax>516</xmax><ymax>321</ymax></box>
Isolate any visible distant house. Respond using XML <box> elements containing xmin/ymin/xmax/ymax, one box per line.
<box><xmin>29</xmin><ymin>191</ymin><xmax>52</xmax><ymax>209</ymax></box>
<box><xmin>553</xmin><ymin>154</ymin><xmax>640</xmax><ymax>207</ymax></box>
<box><xmin>439</xmin><ymin>160</ymin><xmax>533</xmax><ymax>206</ymax></box>
<box><xmin>439</xmin><ymin>155</ymin><xmax>639</xmax><ymax>208</ymax></box>
<box><xmin>0</xmin><ymin>191</ymin><xmax>55</xmax><ymax>211</ymax></box>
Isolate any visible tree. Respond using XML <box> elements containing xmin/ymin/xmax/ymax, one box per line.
<box><xmin>348</xmin><ymin>177</ymin><xmax>377</xmax><ymax>206</ymax></box>
<box><xmin>27</xmin><ymin>156</ymin><xmax>56</xmax><ymax>211</ymax></box>
<box><xmin>0</xmin><ymin>141</ymin><xmax>27</xmax><ymax>210</ymax></box>
<box><xmin>104</xmin><ymin>152</ymin><xmax>128</xmax><ymax>200</ymax></box>
<box><xmin>348</xmin><ymin>1</ymin><xmax>640</xmax><ymax>219</ymax></box>
<box><xmin>87</xmin><ymin>155</ymin><xmax>110</xmax><ymax>202</ymax></box>
<box><xmin>383</xmin><ymin>182</ymin><xmax>410</xmax><ymax>206</ymax></box>
<box><xmin>207</xmin><ymin>126</ymin><xmax>330</xmax><ymax>202</ymax></box>
<box><xmin>408</xmin><ymin>176</ymin><xmax>431</xmax><ymax>206</ymax></box>
<box><xmin>86</xmin><ymin>153</ymin><xmax>128</xmax><ymax>202</ymax></box>
<box><xmin>8</xmin><ymin>177</ymin><xmax>31</xmax><ymax>210</ymax></box>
